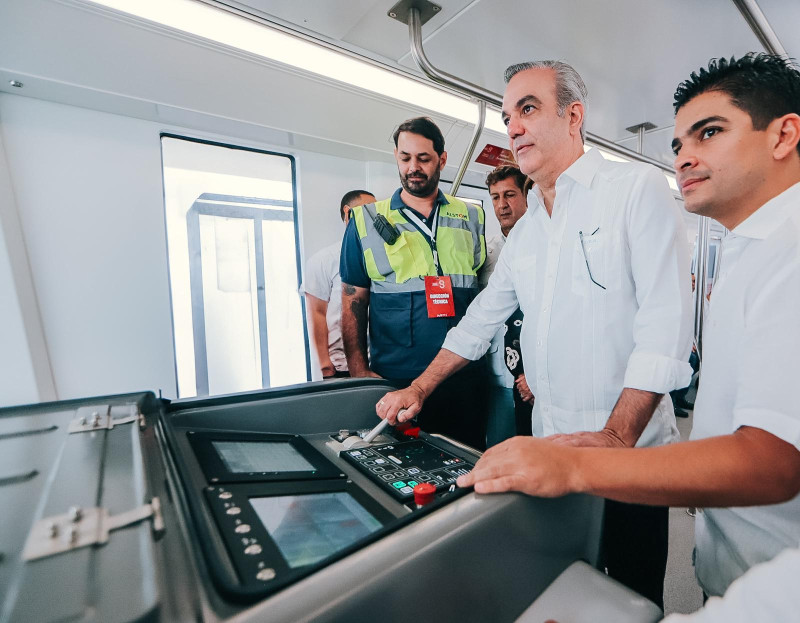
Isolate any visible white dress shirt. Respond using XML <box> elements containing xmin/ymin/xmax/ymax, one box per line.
<box><xmin>443</xmin><ymin>148</ymin><xmax>693</xmax><ymax>445</ymax></box>
<box><xmin>302</xmin><ymin>241</ymin><xmax>347</xmax><ymax>372</ymax></box>
<box><xmin>480</xmin><ymin>233</ymin><xmax>514</xmax><ymax>389</ymax></box>
<box><xmin>662</xmin><ymin>547</ymin><xmax>800</xmax><ymax>622</ymax></box>
<box><xmin>690</xmin><ymin>181</ymin><xmax>800</xmax><ymax>597</ymax></box>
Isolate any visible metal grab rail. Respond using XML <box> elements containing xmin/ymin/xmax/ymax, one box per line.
<box><xmin>406</xmin><ymin>7</ymin><xmax>677</xmax><ymax>176</ymax></box>
<box><xmin>694</xmin><ymin>217</ymin><xmax>710</xmax><ymax>361</ymax></box>
<box><xmin>450</xmin><ymin>99</ymin><xmax>485</xmax><ymax>195</ymax></box>
<box><xmin>732</xmin><ymin>0</ymin><xmax>789</xmax><ymax>58</ymax></box>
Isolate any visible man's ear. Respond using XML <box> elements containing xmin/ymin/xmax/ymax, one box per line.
<box><xmin>771</xmin><ymin>113</ymin><xmax>800</xmax><ymax>161</ymax></box>
<box><xmin>567</xmin><ymin>101</ymin><xmax>585</xmax><ymax>139</ymax></box>
<box><xmin>439</xmin><ymin>150</ymin><xmax>448</xmax><ymax>170</ymax></box>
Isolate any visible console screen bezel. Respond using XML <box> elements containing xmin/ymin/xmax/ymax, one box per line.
<box><xmin>188</xmin><ymin>431</ymin><xmax>344</xmax><ymax>483</ymax></box>
<box><xmin>203</xmin><ymin>479</ymin><xmax>394</xmax><ymax>598</ymax></box>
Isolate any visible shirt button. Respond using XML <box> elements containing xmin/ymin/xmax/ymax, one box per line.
<box><xmin>537</xmin><ymin>340</ymin><xmax>542</xmax><ymax>346</ymax></box>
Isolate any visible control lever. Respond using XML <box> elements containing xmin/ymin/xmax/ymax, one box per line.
<box><xmin>362</xmin><ymin>409</ymin><xmax>407</xmax><ymax>444</ymax></box>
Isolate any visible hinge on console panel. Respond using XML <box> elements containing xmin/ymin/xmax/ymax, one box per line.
<box><xmin>22</xmin><ymin>497</ymin><xmax>165</xmax><ymax>561</ymax></box>
<box><xmin>68</xmin><ymin>404</ymin><xmax>141</xmax><ymax>434</ymax></box>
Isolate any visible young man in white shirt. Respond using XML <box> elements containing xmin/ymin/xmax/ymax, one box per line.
<box><xmin>304</xmin><ymin>190</ymin><xmax>374</xmax><ymax>378</ymax></box>
<box><xmin>377</xmin><ymin>61</ymin><xmax>693</xmax><ymax>607</ymax></box>
<box><xmin>459</xmin><ymin>53</ymin><xmax>800</xmax><ymax>602</ymax></box>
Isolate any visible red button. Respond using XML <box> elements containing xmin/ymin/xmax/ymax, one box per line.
<box><xmin>413</xmin><ymin>482</ymin><xmax>436</xmax><ymax>506</ymax></box>
<box><xmin>402</xmin><ymin>426</ymin><xmax>421</xmax><ymax>438</ymax></box>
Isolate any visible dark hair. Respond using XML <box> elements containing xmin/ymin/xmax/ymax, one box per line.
<box><xmin>674</xmin><ymin>54</ymin><xmax>800</xmax><ymax>154</ymax></box>
<box><xmin>340</xmin><ymin>189</ymin><xmax>374</xmax><ymax>221</ymax></box>
<box><xmin>392</xmin><ymin>117</ymin><xmax>445</xmax><ymax>155</ymax></box>
<box><xmin>485</xmin><ymin>165</ymin><xmax>529</xmax><ymax>193</ymax></box>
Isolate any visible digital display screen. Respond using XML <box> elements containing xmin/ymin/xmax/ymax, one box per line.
<box><xmin>212</xmin><ymin>441</ymin><xmax>315</xmax><ymax>474</ymax></box>
<box><xmin>249</xmin><ymin>492</ymin><xmax>382</xmax><ymax>568</ymax></box>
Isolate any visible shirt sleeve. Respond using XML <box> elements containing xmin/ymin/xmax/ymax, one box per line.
<box><xmin>443</xmin><ymin>239</ymin><xmax>521</xmax><ymax>361</ymax></box>
<box><xmin>622</xmin><ymin>166</ymin><xmax>694</xmax><ymax>393</ymax></box>
<box><xmin>303</xmin><ymin>248</ymin><xmax>333</xmax><ymax>302</ymax></box>
<box><xmin>732</xmin><ymin>245</ymin><xmax>800</xmax><ymax>450</ymax></box>
<box><xmin>339</xmin><ymin>218</ymin><xmax>370</xmax><ymax>288</ymax></box>
<box><xmin>661</xmin><ymin>548</ymin><xmax>800</xmax><ymax>623</ymax></box>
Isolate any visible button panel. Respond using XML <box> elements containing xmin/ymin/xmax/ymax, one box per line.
<box><xmin>341</xmin><ymin>439</ymin><xmax>475</xmax><ymax>501</ymax></box>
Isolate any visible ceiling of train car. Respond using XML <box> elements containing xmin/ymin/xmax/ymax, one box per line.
<box><xmin>229</xmin><ymin>0</ymin><xmax>795</xmax><ymax>166</ymax></box>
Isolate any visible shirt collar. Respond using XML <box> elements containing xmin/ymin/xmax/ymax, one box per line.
<box><xmin>530</xmin><ymin>148</ymin><xmax>603</xmax><ymax>214</ymax></box>
<box><xmin>731</xmin><ymin>180</ymin><xmax>800</xmax><ymax>240</ymax></box>
<box><xmin>390</xmin><ymin>188</ymin><xmax>449</xmax><ymax>217</ymax></box>
<box><xmin>560</xmin><ymin>147</ymin><xmax>604</xmax><ymax>189</ymax></box>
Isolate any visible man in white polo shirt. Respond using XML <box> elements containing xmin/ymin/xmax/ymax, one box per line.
<box><xmin>304</xmin><ymin>189</ymin><xmax>375</xmax><ymax>378</ymax></box>
<box><xmin>460</xmin><ymin>53</ymin><xmax>800</xmax><ymax>600</ymax></box>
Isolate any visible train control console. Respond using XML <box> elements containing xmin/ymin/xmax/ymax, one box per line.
<box><xmin>2</xmin><ymin>380</ymin><xmax>606</xmax><ymax>623</ymax></box>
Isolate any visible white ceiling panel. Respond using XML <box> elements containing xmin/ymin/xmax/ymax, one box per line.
<box><xmin>754</xmin><ymin>0</ymin><xmax>800</xmax><ymax>59</ymax></box>
<box><xmin>230</xmin><ymin>0</ymin><xmax>792</xmax><ymax>165</ymax></box>
<box><xmin>224</xmin><ymin>0</ymin><xmax>382</xmax><ymax>40</ymax></box>
<box><xmin>390</xmin><ymin>0</ymin><xmax>765</xmax><ymax>142</ymax></box>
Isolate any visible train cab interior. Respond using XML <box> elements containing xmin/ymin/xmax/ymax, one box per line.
<box><xmin>1</xmin><ymin>1</ymin><xmax>799</xmax><ymax>621</ymax></box>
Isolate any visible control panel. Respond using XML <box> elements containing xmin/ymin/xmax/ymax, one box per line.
<box><xmin>341</xmin><ymin>439</ymin><xmax>474</xmax><ymax>501</ymax></box>
<box><xmin>180</xmin><ymin>429</ymin><xmax>477</xmax><ymax>602</ymax></box>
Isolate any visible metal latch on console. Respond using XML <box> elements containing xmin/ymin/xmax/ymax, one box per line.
<box><xmin>68</xmin><ymin>404</ymin><xmax>143</xmax><ymax>434</ymax></box>
<box><xmin>22</xmin><ymin>497</ymin><xmax>165</xmax><ymax>561</ymax></box>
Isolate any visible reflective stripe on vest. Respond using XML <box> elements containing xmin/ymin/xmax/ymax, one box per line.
<box><xmin>352</xmin><ymin>195</ymin><xmax>485</xmax><ymax>293</ymax></box>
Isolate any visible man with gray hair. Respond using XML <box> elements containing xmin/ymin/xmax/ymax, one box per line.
<box><xmin>376</xmin><ymin>60</ymin><xmax>693</xmax><ymax>607</ymax></box>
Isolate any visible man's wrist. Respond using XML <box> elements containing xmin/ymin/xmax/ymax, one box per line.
<box><xmin>600</xmin><ymin>426</ymin><xmax>628</xmax><ymax>448</ymax></box>
<box><xmin>569</xmin><ymin>448</ymin><xmax>592</xmax><ymax>494</ymax></box>
<box><xmin>409</xmin><ymin>380</ymin><xmax>431</xmax><ymax>401</ymax></box>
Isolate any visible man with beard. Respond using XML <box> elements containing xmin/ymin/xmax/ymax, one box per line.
<box><xmin>340</xmin><ymin>116</ymin><xmax>487</xmax><ymax>450</ymax></box>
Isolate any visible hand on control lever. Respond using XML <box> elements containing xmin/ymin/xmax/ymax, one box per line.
<box><xmin>376</xmin><ymin>384</ymin><xmax>425</xmax><ymax>425</ymax></box>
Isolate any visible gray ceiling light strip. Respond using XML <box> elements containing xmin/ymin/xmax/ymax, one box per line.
<box><xmin>732</xmin><ymin>0</ymin><xmax>789</xmax><ymax>58</ymax></box>
<box><xmin>405</xmin><ymin>7</ymin><xmax>676</xmax><ymax>174</ymax></box>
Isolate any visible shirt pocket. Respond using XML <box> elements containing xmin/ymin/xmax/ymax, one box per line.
<box><xmin>369</xmin><ymin>294</ymin><xmax>413</xmax><ymax>348</ymax></box>
<box><xmin>511</xmin><ymin>254</ymin><xmax>537</xmax><ymax>311</ymax></box>
<box><xmin>571</xmin><ymin>230</ymin><xmax>623</xmax><ymax>295</ymax></box>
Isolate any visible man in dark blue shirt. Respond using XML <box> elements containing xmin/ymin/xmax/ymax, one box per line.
<box><xmin>340</xmin><ymin>117</ymin><xmax>487</xmax><ymax>450</ymax></box>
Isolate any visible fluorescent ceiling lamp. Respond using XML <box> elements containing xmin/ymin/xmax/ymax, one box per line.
<box><xmin>91</xmin><ymin>0</ymin><xmax>487</xmax><ymax>126</ymax></box>
<box><xmin>90</xmin><ymin>0</ymin><xmax>676</xmax><ymax>187</ymax></box>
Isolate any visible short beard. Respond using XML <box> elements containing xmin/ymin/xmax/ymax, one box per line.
<box><xmin>400</xmin><ymin>168</ymin><xmax>441</xmax><ymax>198</ymax></box>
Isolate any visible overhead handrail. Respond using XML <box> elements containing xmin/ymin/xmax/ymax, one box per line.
<box><xmin>693</xmin><ymin>217</ymin><xmax>710</xmax><ymax>361</ymax></box>
<box><xmin>450</xmin><ymin>100</ymin><xmax>485</xmax><ymax>195</ymax></box>
<box><xmin>732</xmin><ymin>0</ymin><xmax>789</xmax><ymax>58</ymax></box>
<box><xmin>406</xmin><ymin>7</ymin><xmax>677</xmax><ymax>176</ymax></box>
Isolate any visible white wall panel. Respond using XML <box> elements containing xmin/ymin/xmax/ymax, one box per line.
<box><xmin>0</xmin><ymin>94</ymin><xmax>177</xmax><ymax>400</ymax></box>
<box><xmin>0</xmin><ymin>122</ymin><xmax>55</xmax><ymax>407</ymax></box>
<box><xmin>0</xmin><ymin>93</ymin><xmax>414</xmax><ymax>400</ymax></box>
<box><xmin>0</xmin><ymin>189</ymin><xmax>40</xmax><ymax>407</ymax></box>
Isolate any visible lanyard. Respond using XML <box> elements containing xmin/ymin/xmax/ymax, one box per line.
<box><xmin>402</xmin><ymin>205</ymin><xmax>441</xmax><ymax>275</ymax></box>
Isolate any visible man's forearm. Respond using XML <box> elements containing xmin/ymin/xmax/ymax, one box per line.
<box><xmin>305</xmin><ymin>296</ymin><xmax>333</xmax><ymax>374</ymax></box>
<box><xmin>341</xmin><ymin>283</ymin><xmax>371</xmax><ymax>375</ymax></box>
<box><xmin>410</xmin><ymin>349</ymin><xmax>470</xmax><ymax>398</ymax></box>
<box><xmin>463</xmin><ymin>427</ymin><xmax>800</xmax><ymax>505</ymax></box>
<box><xmin>603</xmin><ymin>387</ymin><xmax>663</xmax><ymax>447</ymax></box>
<box><xmin>574</xmin><ymin>427</ymin><xmax>800</xmax><ymax>507</ymax></box>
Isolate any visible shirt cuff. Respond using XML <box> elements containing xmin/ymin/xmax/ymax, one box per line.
<box><xmin>442</xmin><ymin>326</ymin><xmax>491</xmax><ymax>362</ymax></box>
<box><xmin>733</xmin><ymin>408</ymin><xmax>800</xmax><ymax>451</ymax></box>
<box><xmin>623</xmin><ymin>351</ymin><xmax>692</xmax><ymax>394</ymax></box>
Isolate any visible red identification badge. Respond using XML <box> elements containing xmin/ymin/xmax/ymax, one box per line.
<box><xmin>425</xmin><ymin>275</ymin><xmax>455</xmax><ymax>318</ymax></box>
